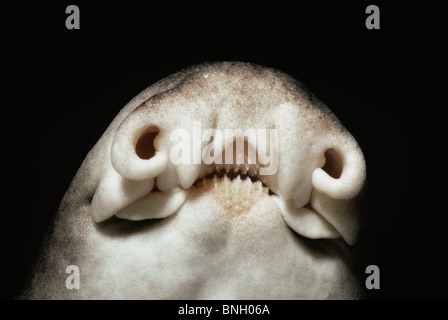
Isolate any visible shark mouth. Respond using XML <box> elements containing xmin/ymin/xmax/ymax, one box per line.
<box><xmin>88</xmin><ymin>62</ymin><xmax>366</xmax><ymax>246</ymax></box>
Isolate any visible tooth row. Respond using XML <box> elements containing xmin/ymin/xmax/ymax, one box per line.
<box><xmin>208</xmin><ymin>173</ymin><xmax>269</xmax><ymax>215</ymax></box>
<box><xmin>214</xmin><ymin>163</ymin><xmax>260</xmax><ymax>175</ymax></box>
<box><xmin>153</xmin><ymin>150</ymin><xmax>297</xmax><ymax>206</ymax></box>
<box><xmin>200</xmin><ymin>173</ymin><xmax>268</xmax><ymax>194</ymax></box>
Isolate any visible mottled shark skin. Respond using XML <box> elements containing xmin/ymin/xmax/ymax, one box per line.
<box><xmin>21</xmin><ymin>62</ymin><xmax>366</xmax><ymax>299</ymax></box>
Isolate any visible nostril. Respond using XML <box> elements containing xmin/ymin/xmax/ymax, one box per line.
<box><xmin>135</xmin><ymin>126</ymin><xmax>159</xmax><ymax>160</ymax></box>
<box><xmin>322</xmin><ymin>148</ymin><xmax>343</xmax><ymax>179</ymax></box>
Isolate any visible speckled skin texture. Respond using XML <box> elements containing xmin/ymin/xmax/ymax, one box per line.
<box><xmin>20</xmin><ymin>62</ymin><xmax>365</xmax><ymax>299</ymax></box>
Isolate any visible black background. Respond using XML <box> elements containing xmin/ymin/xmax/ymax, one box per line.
<box><xmin>1</xmin><ymin>1</ymin><xmax>447</xmax><ymax>304</ymax></box>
